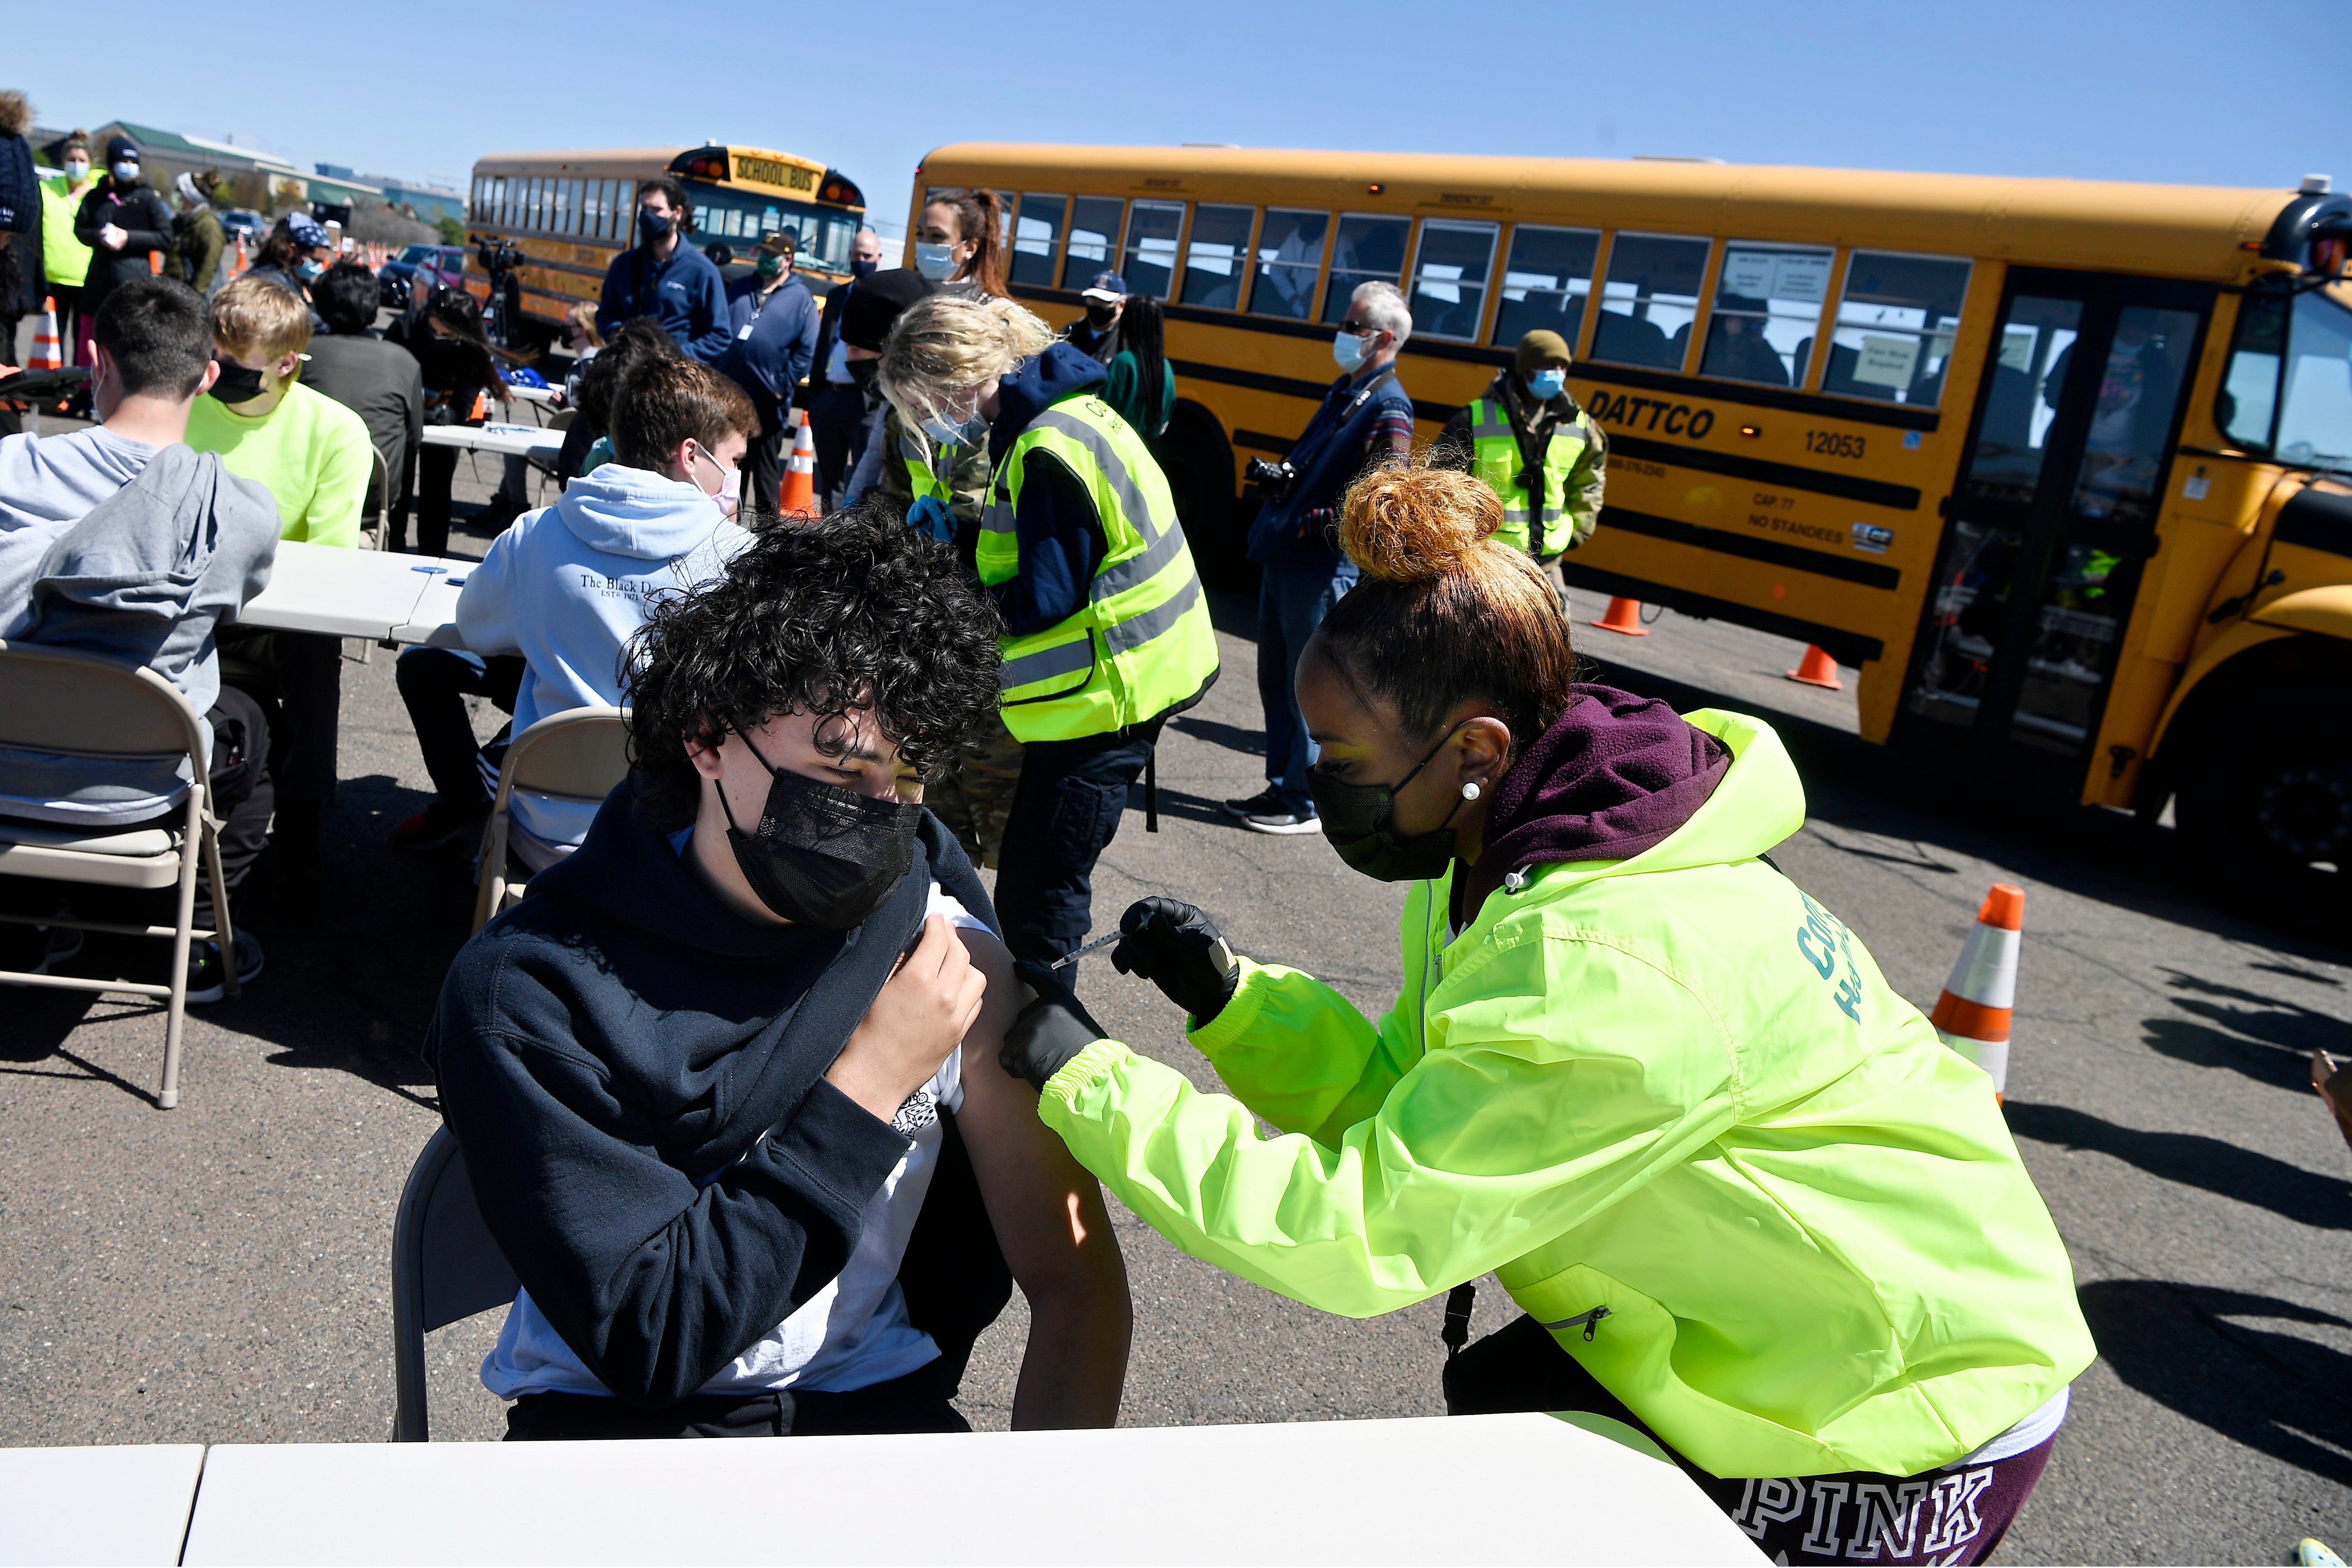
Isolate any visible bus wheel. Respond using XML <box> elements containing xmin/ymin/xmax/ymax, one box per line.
<box><xmin>1156</xmin><ymin>406</ymin><xmax>1242</xmax><ymax>588</ymax></box>
<box><xmin>2175</xmin><ymin>693</ymin><xmax>2352</xmax><ymax>927</ymax></box>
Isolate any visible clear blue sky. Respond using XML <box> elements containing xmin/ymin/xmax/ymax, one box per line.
<box><xmin>21</xmin><ymin>0</ymin><xmax>2342</xmax><ymax>235</ymax></box>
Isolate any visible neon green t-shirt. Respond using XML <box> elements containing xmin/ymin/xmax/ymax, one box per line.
<box><xmin>184</xmin><ymin>379</ymin><xmax>373</xmax><ymax>549</ymax></box>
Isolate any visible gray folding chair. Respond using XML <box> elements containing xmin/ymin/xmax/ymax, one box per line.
<box><xmin>470</xmin><ymin>706</ymin><xmax>632</xmax><ymax>934</ymax></box>
<box><xmin>0</xmin><ymin>641</ymin><xmax>239</xmax><ymax>1109</ymax></box>
<box><xmin>390</xmin><ymin>1125</ymin><xmax>517</xmax><ymax>1441</ymax></box>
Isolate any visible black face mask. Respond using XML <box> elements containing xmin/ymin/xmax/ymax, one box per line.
<box><xmin>638</xmin><ymin>209</ymin><xmax>674</xmax><ymax>247</ymax></box>
<box><xmin>714</xmin><ymin>730</ymin><xmax>924</xmax><ymax>928</ymax></box>
<box><xmin>1085</xmin><ymin>303</ymin><xmax>1118</xmax><ymax>329</ymax></box>
<box><xmin>1305</xmin><ymin>723</ymin><xmax>1468</xmax><ymax>882</ymax></box>
<box><xmin>206</xmin><ymin>358</ymin><xmax>270</xmax><ymax>404</ymax></box>
<box><xmin>846</xmin><ymin>358</ymin><xmax>880</xmax><ymax>389</ymax></box>
<box><xmin>849</xmin><ymin>257</ymin><xmax>879</xmax><ymax>279</ymax></box>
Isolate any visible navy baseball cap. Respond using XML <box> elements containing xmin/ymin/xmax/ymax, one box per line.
<box><xmin>1079</xmin><ymin>271</ymin><xmax>1127</xmax><ymax>302</ymax></box>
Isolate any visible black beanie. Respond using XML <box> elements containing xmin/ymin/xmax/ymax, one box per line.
<box><xmin>106</xmin><ymin>135</ymin><xmax>140</xmax><ymax>166</ymax></box>
<box><xmin>840</xmin><ymin>268</ymin><xmax>934</xmax><ymax>352</ymax></box>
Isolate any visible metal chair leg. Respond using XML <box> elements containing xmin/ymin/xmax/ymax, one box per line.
<box><xmin>203</xmin><ymin>818</ymin><xmax>240</xmax><ymax>1004</ymax></box>
<box><xmin>157</xmin><ymin>798</ymin><xmax>202</xmax><ymax>1110</ymax></box>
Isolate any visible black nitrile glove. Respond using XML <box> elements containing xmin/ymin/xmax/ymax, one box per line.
<box><xmin>1112</xmin><ymin>896</ymin><xmax>1239</xmax><ymax>1024</ymax></box>
<box><xmin>1000</xmin><ymin>958</ymin><xmax>1112</xmax><ymax>1092</ymax></box>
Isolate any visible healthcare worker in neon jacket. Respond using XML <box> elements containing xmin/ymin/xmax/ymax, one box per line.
<box><xmin>998</xmin><ymin>460</ymin><xmax>2093</xmax><ymax>1565</ymax></box>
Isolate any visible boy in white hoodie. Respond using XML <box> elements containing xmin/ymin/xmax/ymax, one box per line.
<box><xmin>392</xmin><ymin>357</ymin><xmax>756</xmax><ymax>856</ymax></box>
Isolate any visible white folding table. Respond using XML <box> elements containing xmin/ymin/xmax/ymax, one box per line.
<box><xmin>239</xmin><ymin>540</ymin><xmax>473</xmax><ymax>645</ymax></box>
<box><xmin>419</xmin><ymin>422</ymin><xmax>567</xmax><ymax>462</ymax></box>
<box><xmin>0</xmin><ymin>1443</ymin><xmax>206</xmax><ymax>1567</ymax></box>
<box><xmin>179</xmin><ymin>1414</ymin><xmax>1765</xmax><ymax>1566</ymax></box>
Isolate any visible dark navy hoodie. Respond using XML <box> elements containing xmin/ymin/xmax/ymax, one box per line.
<box><xmin>984</xmin><ymin>342</ymin><xmax>1116</xmax><ymax>637</ymax></box>
<box><xmin>424</xmin><ymin>782</ymin><xmax>1001</xmax><ymax>1406</ymax></box>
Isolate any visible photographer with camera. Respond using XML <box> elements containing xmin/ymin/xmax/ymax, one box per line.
<box><xmin>1224</xmin><ymin>280</ymin><xmax>1415</xmax><ymax>835</ymax></box>
<box><xmin>595</xmin><ymin>177</ymin><xmax>730</xmax><ymax>364</ymax></box>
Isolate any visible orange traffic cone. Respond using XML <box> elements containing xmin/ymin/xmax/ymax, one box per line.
<box><xmin>1589</xmin><ymin>596</ymin><xmax>1649</xmax><ymax>636</ymax></box>
<box><xmin>777</xmin><ymin>408</ymin><xmax>818</xmax><ymax>518</ymax></box>
<box><xmin>232</xmin><ymin>235</ymin><xmax>249</xmax><ymax>277</ymax></box>
<box><xmin>1787</xmin><ymin>644</ymin><xmax>1843</xmax><ymax>689</ymax></box>
<box><xmin>1931</xmin><ymin>884</ymin><xmax>2023</xmax><ymax>1102</ymax></box>
<box><xmin>28</xmin><ymin>297</ymin><xmax>61</xmax><ymax>371</ymax></box>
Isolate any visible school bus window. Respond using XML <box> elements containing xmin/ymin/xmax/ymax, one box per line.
<box><xmin>2269</xmin><ymin>287</ymin><xmax>2352</xmax><ymax>470</ymax></box>
<box><xmin>1409</xmin><ymin>219</ymin><xmax>1499</xmax><ymax>342</ymax></box>
<box><xmin>1249</xmin><ymin>208</ymin><xmax>1328</xmax><ymax>321</ymax></box>
<box><xmin>2069</xmin><ymin>306</ymin><xmax>2200</xmax><ymax>523</ymax></box>
<box><xmin>1590</xmin><ymin>233</ymin><xmax>1712</xmax><ymax>372</ymax></box>
<box><xmin>561</xmin><ymin>179</ymin><xmax>581</xmax><ymax>236</ymax></box>
<box><xmin>1321</xmin><ymin>213</ymin><xmax>1412</xmax><ymax>324</ymax></box>
<box><xmin>1966</xmin><ymin>296</ymin><xmax>2082</xmax><ymax>508</ymax></box>
<box><xmin>1492</xmin><ymin>225</ymin><xmax>1600</xmax><ymax>351</ymax></box>
<box><xmin>1824</xmin><ymin>251</ymin><xmax>1970</xmax><ymax>406</ymax></box>
<box><xmin>1061</xmin><ymin>196</ymin><xmax>1124</xmax><ymax>289</ymax></box>
<box><xmin>1181</xmin><ymin>204</ymin><xmax>1256</xmax><ymax>310</ymax></box>
<box><xmin>1701</xmin><ymin>242</ymin><xmax>1832</xmax><ymax>388</ymax></box>
<box><xmin>1010</xmin><ymin>193</ymin><xmax>1066</xmax><ymax>288</ymax></box>
<box><xmin>2219</xmin><ymin>293</ymin><xmax>2287</xmax><ymax>449</ymax></box>
<box><xmin>1122</xmin><ymin>201</ymin><xmax>1186</xmax><ymax>301</ymax></box>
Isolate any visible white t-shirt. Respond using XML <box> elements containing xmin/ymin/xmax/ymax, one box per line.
<box><xmin>481</xmin><ymin>884</ymin><xmax>992</xmax><ymax>1401</ymax></box>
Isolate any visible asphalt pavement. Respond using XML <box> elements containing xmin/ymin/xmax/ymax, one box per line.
<box><xmin>3</xmin><ymin>451</ymin><xmax>2350</xmax><ymax>1564</ymax></box>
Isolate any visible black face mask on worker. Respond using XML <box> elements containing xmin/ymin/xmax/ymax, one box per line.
<box><xmin>1085</xmin><ymin>303</ymin><xmax>1118</xmax><ymax>328</ymax></box>
<box><xmin>1305</xmin><ymin>723</ymin><xmax>1469</xmax><ymax>883</ymax></box>
<box><xmin>846</xmin><ymin>358</ymin><xmax>880</xmax><ymax>389</ymax></box>
<box><xmin>206</xmin><ymin>358</ymin><xmax>270</xmax><ymax>404</ymax></box>
<box><xmin>713</xmin><ymin>729</ymin><xmax>925</xmax><ymax>928</ymax></box>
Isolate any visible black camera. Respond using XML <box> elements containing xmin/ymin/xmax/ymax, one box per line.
<box><xmin>1245</xmin><ymin>457</ymin><xmax>1296</xmax><ymax>503</ymax></box>
<box><xmin>475</xmin><ymin>237</ymin><xmax>525</xmax><ymax>275</ymax></box>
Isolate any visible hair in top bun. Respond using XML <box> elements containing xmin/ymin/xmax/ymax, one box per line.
<box><xmin>1340</xmin><ymin>464</ymin><xmax>1504</xmax><ymax>583</ymax></box>
<box><xmin>1311</xmin><ymin>453</ymin><xmax>1579</xmax><ymax>751</ymax></box>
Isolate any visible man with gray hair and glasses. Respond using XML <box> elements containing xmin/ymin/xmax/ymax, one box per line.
<box><xmin>1224</xmin><ymin>279</ymin><xmax>1415</xmax><ymax>835</ymax></box>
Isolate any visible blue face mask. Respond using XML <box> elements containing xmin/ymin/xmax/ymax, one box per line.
<box><xmin>1527</xmin><ymin>367</ymin><xmax>1567</xmax><ymax>401</ymax></box>
<box><xmin>914</xmin><ymin>242</ymin><xmax>957</xmax><ymax>281</ymax></box>
<box><xmin>1332</xmin><ymin>329</ymin><xmax>1371</xmax><ymax>373</ymax></box>
<box><xmin>296</xmin><ymin>259</ymin><xmax>325</xmax><ymax>283</ymax></box>
<box><xmin>922</xmin><ymin>409</ymin><xmax>989</xmax><ymax>448</ymax></box>
<box><xmin>637</xmin><ymin>209</ymin><xmax>674</xmax><ymax>246</ymax></box>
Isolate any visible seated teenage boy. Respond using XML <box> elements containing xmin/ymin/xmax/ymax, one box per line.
<box><xmin>0</xmin><ymin>276</ymin><xmax>280</xmax><ymax>997</ymax></box>
<box><xmin>391</xmin><ymin>357</ymin><xmax>755</xmax><ymax>857</ymax></box>
<box><xmin>184</xmin><ymin>275</ymin><xmax>374</xmax><ymax>900</ymax></box>
<box><xmin>426</xmin><ymin>508</ymin><xmax>1131</xmax><ymax>1438</ymax></box>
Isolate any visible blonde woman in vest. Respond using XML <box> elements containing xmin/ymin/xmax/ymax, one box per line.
<box><xmin>880</xmin><ymin>293</ymin><xmax>1220</xmax><ymax>969</ymax></box>
<box><xmin>996</xmin><ymin>461</ymin><xmax>2092</xmax><ymax>1566</ymax></box>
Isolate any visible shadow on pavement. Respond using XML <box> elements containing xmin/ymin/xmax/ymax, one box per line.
<box><xmin>1166</xmin><ymin>713</ymin><xmax>1269</xmax><ymax>759</ymax></box>
<box><xmin>2004</xmin><ymin>1101</ymin><xmax>2352</xmax><ymax>1229</ymax></box>
<box><xmin>2141</xmin><ymin>970</ymin><xmax>2349</xmax><ymax>1092</ymax></box>
<box><xmin>2078</xmin><ymin>1280</ymin><xmax>2352</xmax><ymax>1488</ymax></box>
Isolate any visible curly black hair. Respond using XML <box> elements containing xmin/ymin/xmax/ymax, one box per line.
<box><xmin>622</xmin><ymin>505</ymin><xmax>1005</xmax><ymax>831</ymax></box>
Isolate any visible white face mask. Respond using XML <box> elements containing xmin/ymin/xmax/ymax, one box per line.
<box><xmin>111</xmin><ymin>160</ymin><xmax>139</xmax><ymax>183</ymax></box>
<box><xmin>689</xmin><ymin>442</ymin><xmax>740</xmax><ymax>519</ymax></box>
<box><xmin>64</xmin><ymin>159</ymin><xmax>89</xmax><ymax>182</ymax></box>
<box><xmin>913</xmin><ymin>242</ymin><xmax>956</xmax><ymax>281</ymax></box>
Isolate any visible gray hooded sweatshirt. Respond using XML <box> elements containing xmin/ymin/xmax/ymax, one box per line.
<box><xmin>0</xmin><ymin>446</ymin><xmax>280</xmax><ymax>825</ymax></box>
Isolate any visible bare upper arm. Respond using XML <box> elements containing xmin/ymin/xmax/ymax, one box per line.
<box><xmin>951</xmin><ymin>926</ymin><xmax>1124</xmax><ymax>1296</ymax></box>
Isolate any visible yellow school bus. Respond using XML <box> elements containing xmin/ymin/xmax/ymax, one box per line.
<box><xmin>912</xmin><ymin>144</ymin><xmax>2352</xmax><ymax>916</ymax></box>
<box><xmin>465</xmin><ymin>145</ymin><xmax>867</xmax><ymax>342</ymax></box>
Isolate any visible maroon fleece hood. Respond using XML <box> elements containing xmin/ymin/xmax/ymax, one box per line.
<box><xmin>1457</xmin><ymin>685</ymin><xmax>1732</xmax><ymax>918</ymax></box>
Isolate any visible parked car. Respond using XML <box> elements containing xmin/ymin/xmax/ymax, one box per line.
<box><xmin>377</xmin><ymin>244</ymin><xmax>468</xmax><ymax>308</ymax></box>
<box><xmin>220</xmin><ymin>209</ymin><xmax>266</xmax><ymax>245</ymax></box>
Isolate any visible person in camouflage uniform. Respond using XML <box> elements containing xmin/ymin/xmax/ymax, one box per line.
<box><xmin>1435</xmin><ymin>328</ymin><xmax>1607</xmax><ymax>605</ymax></box>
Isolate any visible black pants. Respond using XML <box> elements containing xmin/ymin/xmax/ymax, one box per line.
<box><xmin>1443</xmin><ymin>1312</ymin><xmax>2054</xmax><ymax>1567</ymax></box>
<box><xmin>504</xmin><ymin>1361</ymin><xmax>970</xmax><ymax>1440</ymax></box>
<box><xmin>412</xmin><ymin>444</ymin><xmax>459</xmax><ymax>557</ymax></box>
<box><xmin>217</xmin><ymin>625</ymin><xmax>342</xmax><ymax>808</ymax></box>
<box><xmin>740</xmin><ymin>385</ymin><xmax>787</xmax><ymax>517</ymax></box>
<box><xmin>808</xmin><ymin>382</ymin><xmax>864</xmax><ymax>504</ymax></box>
<box><xmin>395</xmin><ymin>647</ymin><xmax>525</xmax><ymax>805</ymax></box>
<box><xmin>991</xmin><ymin>719</ymin><xmax>1162</xmax><ymax>966</ymax></box>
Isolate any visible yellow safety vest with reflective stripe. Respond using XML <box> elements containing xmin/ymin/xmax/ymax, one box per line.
<box><xmin>898</xmin><ymin>424</ymin><xmax>959</xmax><ymax>507</ymax></box>
<box><xmin>1469</xmin><ymin>397</ymin><xmax>1592</xmax><ymax>558</ymax></box>
<box><xmin>978</xmin><ymin>395</ymin><xmax>1220</xmax><ymax>743</ymax></box>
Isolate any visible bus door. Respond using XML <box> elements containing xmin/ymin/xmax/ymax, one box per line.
<box><xmin>1897</xmin><ymin>267</ymin><xmax>2212</xmax><ymax>784</ymax></box>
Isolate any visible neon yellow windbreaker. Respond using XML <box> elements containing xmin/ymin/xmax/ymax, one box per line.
<box><xmin>1040</xmin><ymin>710</ymin><xmax>2093</xmax><ymax>1479</ymax></box>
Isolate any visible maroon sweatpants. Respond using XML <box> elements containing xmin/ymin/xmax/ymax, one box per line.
<box><xmin>1445</xmin><ymin>1312</ymin><xmax>2056</xmax><ymax>1565</ymax></box>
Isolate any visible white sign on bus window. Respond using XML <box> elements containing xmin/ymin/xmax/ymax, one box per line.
<box><xmin>1856</xmin><ymin>334</ymin><xmax>1923</xmax><ymax>388</ymax></box>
